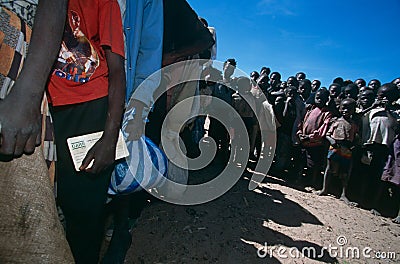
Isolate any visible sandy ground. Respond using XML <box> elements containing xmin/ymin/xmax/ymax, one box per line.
<box><xmin>123</xmin><ymin>160</ymin><xmax>400</xmax><ymax>264</ymax></box>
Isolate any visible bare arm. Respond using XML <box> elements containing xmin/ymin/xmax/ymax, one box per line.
<box><xmin>0</xmin><ymin>0</ymin><xmax>68</xmax><ymax>156</ymax></box>
<box><xmin>125</xmin><ymin>99</ymin><xmax>146</xmax><ymax>141</ymax></box>
<box><xmin>326</xmin><ymin>135</ymin><xmax>337</xmax><ymax>147</ymax></box>
<box><xmin>283</xmin><ymin>97</ymin><xmax>293</xmax><ymax>118</ymax></box>
<box><xmin>80</xmin><ymin>48</ymin><xmax>126</xmax><ymax>173</ymax></box>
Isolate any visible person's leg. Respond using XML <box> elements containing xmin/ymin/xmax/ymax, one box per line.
<box><xmin>339</xmin><ymin>160</ymin><xmax>358</xmax><ymax>206</ymax></box>
<box><xmin>358</xmin><ymin>160</ymin><xmax>372</xmax><ymax>207</ymax></box>
<box><xmin>312</xmin><ymin>146</ymin><xmax>328</xmax><ymax>189</ymax></box>
<box><xmin>249</xmin><ymin>124</ymin><xmax>259</xmax><ymax>160</ymax></box>
<box><xmin>52</xmin><ymin>97</ymin><xmax>111</xmax><ymax>264</ymax></box>
<box><xmin>393</xmin><ymin>206</ymin><xmax>400</xmax><ymax>224</ymax></box>
<box><xmin>368</xmin><ymin>145</ymin><xmax>389</xmax><ymax>215</ymax></box>
<box><xmin>290</xmin><ymin>146</ymin><xmax>306</xmax><ymax>182</ymax></box>
<box><xmin>102</xmin><ymin>195</ymin><xmax>132</xmax><ymax>264</ymax></box>
<box><xmin>209</xmin><ymin>118</ymin><xmax>228</xmax><ymax>162</ymax></box>
<box><xmin>339</xmin><ymin>173</ymin><xmax>357</xmax><ymax>206</ymax></box>
<box><xmin>219</xmin><ymin>123</ymin><xmax>231</xmax><ymax>163</ymax></box>
<box><xmin>272</xmin><ymin>132</ymin><xmax>291</xmax><ymax>175</ymax></box>
<box><xmin>304</xmin><ymin>146</ymin><xmax>324</xmax><ymax>188</ymax></box>
<box><xmin>255</xmin><ymin>129</ymin><xmax>262</xmax><ymax>159</ymax></box>
<box><xmin>317</xmin><ymin>159</ymin><xmax>332</xmax><ymax>195</ymax></box>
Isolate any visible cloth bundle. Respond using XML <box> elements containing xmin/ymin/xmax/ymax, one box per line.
<box><xmin>108</xmin><ymin>108</ymin><xmax>168</xmax><ymax>195</ymax></box>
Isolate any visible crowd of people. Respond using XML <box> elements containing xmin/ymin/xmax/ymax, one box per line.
<box><xmin>190</xmin><ymin>61</ymin><xmax>400</xmax><ymax>226</ymax></box>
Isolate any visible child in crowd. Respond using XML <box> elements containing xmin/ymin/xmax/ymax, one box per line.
<box><xmin>297</xmin><ymin>88</ymin><xmax>332</xmax><ymax>188</ymax></box>
<box><xmin>47</xmin><ymin>1</ymin><xmax>125</xmax><ymax>263</ymax></box>
<box><xmin>272</xmin><ymin>86</ymin><xmax>305</xmax><ymax>176</ymax></box>
<box><xmin>368</xmin><ymin>79</ymin><xmax>381</xmax><ymax>94</ymax></box>
<box><xmin>250</xmin><ymin>71</ymin><xmax>260</xmax><ymax>84</ymax></box>
<box><xmin>327</xmin><ymin>83</ymin><xmax>341</xmax><ymax>117</ymax></box>
<box><xmin>359</xmin><ymin>83</ymin><xmax>399</xmax><ymax>215</ymax></box>
<box><xmin>230</xmin><ymin>77</ymin><xmax>256</xmax><ymax>164</ymax></box>
<box><xmin>343</xmin><ymin>83</ymin><xmax>359</xmax><ymax>100</ymax></box>
<box><xmin>272</xmin><ymin>86</ymin><xmax>296</xmax><ymax>173</ymax></box>
<box><xmin>393</xmin><ymin>77</ymin><xmax>400</xmax><ymax>106</ymax></box>
<box><xmin>250</xmin><ymin>73</ymin><xmax>265</xmax><ymax>160</ymax></box>
<box><xmin>317</xmin><ymin>98</ymin><xmax>359</xmax><ymax>206</ymax></box>
<box><xmin>287</xmin><ymin>76</ymin><xmax>299</xmax><ymax>89</ymax></box>
<box><xmin>298</xmin><ymin>79</ymin><xmax>312</xmax><ymax>102</ymax></box>
<box><xmin>355</xmin><ymin>78</ymin><xmax>366</xmax><ymax>90</ymax></box>
<box><xmin>311</xmin><ymin>79</ymin><xmax>321</xmax><ymax>92</ymax></box>
<box><xmin>350</xmin><ymin>89</ymin><xmax>376</xmax><ymax>188</ymax></box>
<box><xmin>256</xmin><ymin>72</ymin><xmax>270</xmax><ymax>95</ymax></box>
<box><xmin>209</xmin><ymin>58</ymin><xmax>237</xmax><ymax>163</ymax></box>
<box><xmin>356</xmin><ymin>89</ymin><xmax>375</xmax><ymax>113</ymax></box>
<box><xmin>382</xmin><ymin>132</ymin><xmax>400</xmax><ymax>223</ymax></box>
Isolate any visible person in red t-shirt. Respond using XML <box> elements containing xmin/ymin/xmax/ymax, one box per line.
<box><xmin>46</xmin><ymin>1</ymin><xmax>125</xmax><ymax>263</ymax></box>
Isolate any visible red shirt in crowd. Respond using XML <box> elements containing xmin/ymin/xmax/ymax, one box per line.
<box><xmin>47</xmin><ymin>0</ymin><xmax>124</xmax><ymax>106</ymax></box>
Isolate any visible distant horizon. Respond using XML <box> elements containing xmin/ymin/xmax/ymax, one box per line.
<box><xmin>187</xmin><ymin>0</ymin><xmax>400</xmax><ymax>87</ymax></box>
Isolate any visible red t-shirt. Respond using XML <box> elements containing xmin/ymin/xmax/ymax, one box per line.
<box><xmin>47</xmin><ymin>0</ymin><xmax>124</xmax><ymax>106</ymax></box>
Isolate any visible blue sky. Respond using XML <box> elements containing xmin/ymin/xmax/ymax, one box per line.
<box><xmin>187</xmin><ymin>0</ymin><xmax>400</xmax><ymax>87</ymax></box>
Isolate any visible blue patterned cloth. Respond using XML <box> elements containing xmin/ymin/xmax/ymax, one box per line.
<box><xmin>108</xmin><ymin>108</ymin><xmax>168</xmax><ymax>195</ymax></box>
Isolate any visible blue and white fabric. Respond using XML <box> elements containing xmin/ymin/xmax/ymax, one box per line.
<box><xmin>108</xmin><ymin>108</ymin><xmax>168</xmax><ymax>195</ymax></box>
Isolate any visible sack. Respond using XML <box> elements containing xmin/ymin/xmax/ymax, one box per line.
<box><xmin>108</xmin><ymin>108</ymin><xmax>168</xmax><ymax>195</ymax></box>
<box><xmin>0</xmin><ymin>148</ymin><xmax>74</xmax><ymax>263</ymax></box>
<box><xmin>108</xmin><ymin>135</ymin><xmax>168</xmax><ymax>195</ymax></box>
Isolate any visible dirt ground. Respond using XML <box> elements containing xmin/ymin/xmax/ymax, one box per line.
<box><xmin>124</xmin><ymin>160</ymin><xmax>400</xmax><ymax>264</ymax></box>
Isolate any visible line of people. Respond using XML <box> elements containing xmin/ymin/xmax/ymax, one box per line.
<box><xmin>191</xmin><ymin>63</ymin><xmax>400</xmax><ymax>224</ymax></box>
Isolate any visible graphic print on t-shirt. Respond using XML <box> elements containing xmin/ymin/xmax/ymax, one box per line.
<box><xmin>53</xmin><ymin>10</ymin><xmax>99</xmax><ymax>83</ymax></box>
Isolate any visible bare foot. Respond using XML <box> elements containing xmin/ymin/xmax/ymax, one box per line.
<box><xmin>392</xmin><ymin>216</ymin><xmax>400</xmax><ymax>224</ymax></box>
<box><xmin>370</xmin><ymin>209</ymin><xmax>381</xmax><ymax>216</ymax></box>
<box><xmin>305</xmin><ymin>186</ymin><xmax>315</xmax><ymax>192</ymax></box>
<box><xmin>315</xmin><ymin>190</ymin><xmax>327</xmax><ymax>196</ymax></box>
<box><xmin>340</xmin><ymin>196</ymin><xmax>358</xmax><ymax>207</ymax></box>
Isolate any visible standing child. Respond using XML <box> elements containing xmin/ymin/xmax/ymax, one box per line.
<box><xmin>359</xmin><ymin>83</ymin><xmax>399</xmax><ymax>216</ymax></box>
<box><xmin>317</xmin><ymin>98</ymin><xmax>358</xmax><ymax>206</ymax></box>
<box><xmin>381</xmin><ymin>132</ymin><xmax>400</xmax><ymax>223</ymax></box>
<box><xmin>272</xmin><ymin>86</ymin><xmax>304</xmax><ymax>176</ymax></box>
<box><xmin>327</xmin><ymin>83</ymin><xmax>341</xmax><ymax>117</ymax></box>
<box><xmin>209</xmin><ymin>58</ymin><xmax>237</xmax><ymax>163</ymax></box>
<box><xmin>297</xmin><ymin>88</ymin><xmax>332</xmax><ymax>188</ymax></box>
<box><xmin>230</xmin><ymin>76</ymin><xmax>256</xmax><ymax>164</ymax></box>
<box><xmin>47</xmin><ymin>1</ymin><xmax>125</xmax><ymax>263</ymax></box>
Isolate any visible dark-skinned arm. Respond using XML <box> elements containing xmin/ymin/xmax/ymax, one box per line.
<box><xmin>326</xmin><ymin>135</ymin><xmax>338</xmax><ymax>148</ymax></box>
<box><xmin>80</xmin><ymin>47</ymin><xmax>126</xmax><ymax>173</ymax></box>
<box><xmin>283</xmin><ymin>96</ymin><xmax>293</xmax><ymax>118</ymax></box>
<box><xmin>125</xmin><ymin>99</ymin><xmax>146</xmax><ymax>141</ymax></box>
<box><xmin>0</xmin><ymin>0</ymin><xmax>68</xmax><ymax>156</ymax></box>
